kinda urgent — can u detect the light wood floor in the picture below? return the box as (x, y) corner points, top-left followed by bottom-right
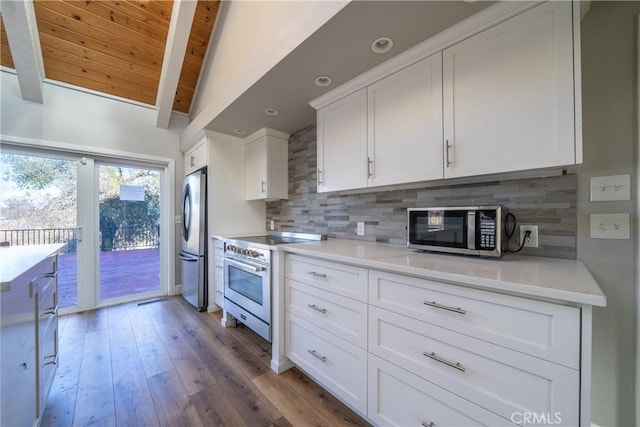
(42, 296), (370, 427)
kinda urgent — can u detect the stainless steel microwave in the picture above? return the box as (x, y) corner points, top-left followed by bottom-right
(407, 206), (502, 257)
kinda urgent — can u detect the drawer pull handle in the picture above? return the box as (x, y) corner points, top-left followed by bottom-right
(422, 422), (434, 427)
(423, 301), (466, 315)
(44, 353), (58, 366)
(308, 349), (327, 363)
(307, 304), (327, 314)
(307, 271), (327, 278)
(423, 351), (465, 372)
(42, 305), (58, 316)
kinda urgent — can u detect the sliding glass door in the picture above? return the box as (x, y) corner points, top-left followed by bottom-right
(0, 151), (80, 309)
(1, 145), (170, 312)
(97, 163), (161, 303)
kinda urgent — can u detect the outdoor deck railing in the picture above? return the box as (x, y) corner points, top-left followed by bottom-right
(0, 226), (159, 253)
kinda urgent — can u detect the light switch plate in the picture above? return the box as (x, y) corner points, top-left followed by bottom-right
(175, 215), (181, 224)
(590, 213), (630, 239)
(357, 222), (365, 236)
(590, 175), (631, 201)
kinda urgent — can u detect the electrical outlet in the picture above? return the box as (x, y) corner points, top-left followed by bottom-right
(357, 222), (365, 236)
(269, 220), (275, 231)
(520, 225), (538, 248)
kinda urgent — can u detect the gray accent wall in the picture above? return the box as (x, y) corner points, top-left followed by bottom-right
(267, 125), (577, 259)
(578, 2), (638, 426)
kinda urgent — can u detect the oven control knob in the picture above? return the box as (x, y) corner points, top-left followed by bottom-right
(250, 250), (260, 258)
(241, 249), (248, 255)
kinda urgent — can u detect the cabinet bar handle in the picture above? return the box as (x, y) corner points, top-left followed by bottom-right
(421, 422), (434, 427)
(445, 140), (453, 167)
(423, 301), (466, 315)
(42, 305), (58, 316)
(261, 180), (266, 193)
(423, 351), (465, 372)
(367, 157), (374, 178)
(317, 169), (323, 184)
(308, 349), (327, 363)
(307, 271), (327, 278)
(43, 354), (58, 366)
(307, 304), (327, 314)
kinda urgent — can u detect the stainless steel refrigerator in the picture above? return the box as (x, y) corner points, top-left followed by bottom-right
(179, 168), (207, 311)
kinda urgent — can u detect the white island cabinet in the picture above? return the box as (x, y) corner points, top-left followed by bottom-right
(280, 239), (606, 427)
(1, 244), (65, 427)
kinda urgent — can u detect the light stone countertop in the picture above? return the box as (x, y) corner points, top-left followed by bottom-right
(281, 239), (606, 307)
(0, 244), (67, 291)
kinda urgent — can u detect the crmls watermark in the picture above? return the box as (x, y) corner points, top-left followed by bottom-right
(510, 412), (563, 425)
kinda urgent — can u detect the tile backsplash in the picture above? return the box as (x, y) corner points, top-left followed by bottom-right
(266, 126), (577, 259)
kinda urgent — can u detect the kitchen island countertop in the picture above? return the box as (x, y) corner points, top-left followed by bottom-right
(281, 239), (606, 307)
(0, 244), (67, 291)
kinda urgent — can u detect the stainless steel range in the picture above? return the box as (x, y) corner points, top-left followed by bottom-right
(223, 232), (326, 342)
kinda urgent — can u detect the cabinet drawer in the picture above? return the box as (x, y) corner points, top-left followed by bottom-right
(286, 279), (367, 348)
(368, 354), (514, 427)
(39, 317), (58, 416)
(369, 306), (579, 425)
(286, 255), (367, 302)
(369, 270), (580, 368)
(286, 313), (367, 414)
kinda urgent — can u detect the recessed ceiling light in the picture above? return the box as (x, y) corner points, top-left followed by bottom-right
(233, 129), (246, 134)
(265, 108), (279, 116)
(314, 75), (333, 87)
(371, 36), (393, 54)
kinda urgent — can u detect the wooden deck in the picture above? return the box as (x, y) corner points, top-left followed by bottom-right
(58, 248), (160, 308)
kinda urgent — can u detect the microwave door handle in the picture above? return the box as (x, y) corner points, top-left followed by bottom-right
(226, 258), (265, 273)
(467, 211), (476, 250)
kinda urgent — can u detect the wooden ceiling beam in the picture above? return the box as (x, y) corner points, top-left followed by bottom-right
(156, 0), (197, 128)
(1, 0), (45, 102)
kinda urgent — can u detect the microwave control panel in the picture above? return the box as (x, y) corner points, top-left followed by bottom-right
(478, 211), (497, 250)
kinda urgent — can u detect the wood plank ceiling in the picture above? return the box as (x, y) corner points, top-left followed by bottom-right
(0, 0), (218, 114)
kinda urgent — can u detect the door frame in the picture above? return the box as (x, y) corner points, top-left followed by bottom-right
(0, 135), (176, 313)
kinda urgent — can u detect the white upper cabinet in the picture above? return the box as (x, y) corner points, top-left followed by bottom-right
(316, 88), (368, 193)
(310, 1), (581, 192)
(367, 53), (444, 187)
(245, 127), (289, 201)
(443, 1), (576, 179)
(184, 140), (208, 175)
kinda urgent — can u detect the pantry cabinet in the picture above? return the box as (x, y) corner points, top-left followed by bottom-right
(443, 1), (577, 178)
(311, 0), (581, 192)
(245, 128), (289, 201)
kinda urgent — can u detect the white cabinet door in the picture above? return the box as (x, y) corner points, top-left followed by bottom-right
(317, 88), (368, 192)
(184, 140), (208, 175)
(367, 53), (443, 187)
(368, 354), (514, 427)
(286, 312), (367, 414)
(245, 137), (267, 200)
(245, 128), (289, 200)
(443, 1), (576, 178)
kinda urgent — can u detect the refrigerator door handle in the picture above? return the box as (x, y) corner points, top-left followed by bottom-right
(179, 252), (198, 262)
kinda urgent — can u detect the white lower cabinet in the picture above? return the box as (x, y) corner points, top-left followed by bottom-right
(368, 354), (514, 427)
(369, 305), (579, 425)
(286, 313), (367, 414)
(284, 253), (589, 426)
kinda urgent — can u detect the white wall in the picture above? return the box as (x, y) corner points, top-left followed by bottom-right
(183, 0), (349, 147)
(1, 70), (188, 290)
(578, 2), (638, 426)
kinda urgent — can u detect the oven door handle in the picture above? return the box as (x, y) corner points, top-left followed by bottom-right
(225, 258), (266, 273)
